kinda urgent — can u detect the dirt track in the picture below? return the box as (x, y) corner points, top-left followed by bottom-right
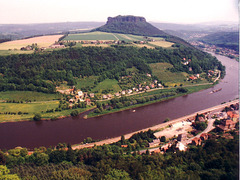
(72, 99), (239, 150)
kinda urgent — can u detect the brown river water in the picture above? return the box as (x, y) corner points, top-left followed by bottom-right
(0, 53), (238, 150)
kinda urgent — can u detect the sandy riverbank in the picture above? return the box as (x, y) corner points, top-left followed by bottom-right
(72, 99), (239, 150)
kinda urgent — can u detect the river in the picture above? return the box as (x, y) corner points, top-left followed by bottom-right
(0, 53), (238, 150)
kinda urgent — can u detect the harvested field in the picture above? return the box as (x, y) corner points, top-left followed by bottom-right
(0, 35), (63, 50)
(149, 41), (174, 48)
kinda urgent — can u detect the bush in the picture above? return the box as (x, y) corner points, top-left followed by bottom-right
(33, 113), (41, 121)
(160, 136), (166, 142)
(70, 110), (79, 117)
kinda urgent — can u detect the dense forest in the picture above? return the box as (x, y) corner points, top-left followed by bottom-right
(0, 46), (224, 93)
(0, 130), (238, 179)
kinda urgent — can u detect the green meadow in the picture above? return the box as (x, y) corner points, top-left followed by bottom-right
(0, 91), (62, 102)
(91, 79), (121, 93)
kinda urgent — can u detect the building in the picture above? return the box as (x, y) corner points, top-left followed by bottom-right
(176, 142), (187, 151)
(191, 137), (201, 146)
(217, 120), (236, 132)
(85, 98), (91, 106)
(89, 93), (95, 98)
(149, 139), (160, 148)
(177, 134), (187, 142)
(102, 95), (108, 99)
(200, 133), (208, 141)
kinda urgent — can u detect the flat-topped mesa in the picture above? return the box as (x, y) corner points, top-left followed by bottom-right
(107, 15), (146, 24)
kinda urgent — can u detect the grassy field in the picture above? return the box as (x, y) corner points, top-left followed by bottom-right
(0, 91), (62, 102)
(91, 79), (121, 93)
(0, 101), (59, 122)
(150, 63), (188, 86)
(64, 32), (118, 41)
(0, 50), (34, 56)
(0, 91), (94, 122)
(0, 35), (63, 50)
(134, 43), (155, 49)
(63, 32), (173, 49)
(150, 63), (209, 87)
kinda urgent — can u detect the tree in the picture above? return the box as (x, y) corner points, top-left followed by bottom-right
(34, 153), (49, 166)
(33, 113), (41, 121)
(0, 165), (20, 180)
(0, 152), (6, 165)
(104, 169), (131, 180)
(121, 135), (126, 145)
(70, 110), (79, 117)
(160, 136), (166, 142)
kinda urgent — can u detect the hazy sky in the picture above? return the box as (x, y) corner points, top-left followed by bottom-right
(0, 0), (238, 24)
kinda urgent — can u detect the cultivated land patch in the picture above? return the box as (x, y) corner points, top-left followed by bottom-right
(0, 91), (62, 102)
(63, 31), (173, 48)
(91, 79), (121, 93)
(150, 63), (209, 86)
(149, 41), (174, 48)
(0, 101), (59, 122)
(150, 63), (188, 86)
(0, 35), (63, 50)
(75, 76), (98, 90)
(63, 32), (118, 41)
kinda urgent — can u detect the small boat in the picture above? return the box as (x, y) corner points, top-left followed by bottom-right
(210, 88), (222, 94)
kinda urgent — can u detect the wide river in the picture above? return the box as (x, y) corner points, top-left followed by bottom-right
(0, 53), (238, 150)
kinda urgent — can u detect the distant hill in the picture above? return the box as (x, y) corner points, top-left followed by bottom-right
(0, 22), (104, 40)
(198, 32), (239, 52)
(94, 15), (168, 37)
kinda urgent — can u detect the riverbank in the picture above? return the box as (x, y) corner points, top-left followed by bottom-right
(72, 99), (239, 150)
(0, 83), (213, 123)
(87, 83), (213, 118)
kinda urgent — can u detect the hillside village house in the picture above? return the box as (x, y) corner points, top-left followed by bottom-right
(149, 139), (160, 148)
(217, 119), (236, 132)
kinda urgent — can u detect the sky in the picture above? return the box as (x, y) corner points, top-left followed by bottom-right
(0, 0), (238, 24)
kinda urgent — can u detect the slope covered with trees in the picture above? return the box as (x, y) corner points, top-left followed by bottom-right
(0, 46), (224, 93)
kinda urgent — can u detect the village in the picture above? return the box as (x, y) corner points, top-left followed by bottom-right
(56, 75), (165, 107)
(190, 41), (239, 60)
(56, 67), (219, 107)
(138, 101), (239, 154)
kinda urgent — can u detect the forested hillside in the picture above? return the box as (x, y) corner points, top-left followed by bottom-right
(0, 46), (224, 93)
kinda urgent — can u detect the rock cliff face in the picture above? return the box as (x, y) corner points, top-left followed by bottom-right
(94, 15), (168, 37)
(107, 15), (146, 24)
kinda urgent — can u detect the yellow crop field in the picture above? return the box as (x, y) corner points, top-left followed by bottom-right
(0, 35), (63, 50)
(149, 41), (174, 48)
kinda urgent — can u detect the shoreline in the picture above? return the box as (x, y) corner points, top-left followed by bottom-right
(0, 84), (213, 123)
(72, 99), (239, 150)
(87, 84), (214, 119)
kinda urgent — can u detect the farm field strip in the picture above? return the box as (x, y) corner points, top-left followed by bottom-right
(149, 41), (174, 48)
(0, 35), (63, 50)
(63, 31), (118, 41)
